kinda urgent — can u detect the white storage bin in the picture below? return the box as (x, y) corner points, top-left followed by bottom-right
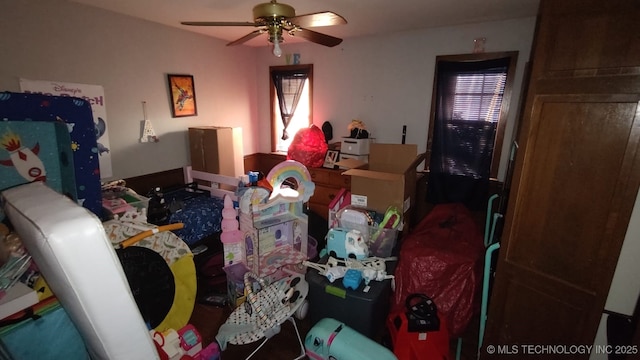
(338, 153), (368, 169)
(341, 138), (373, 155)
(329, 206), (399, 258)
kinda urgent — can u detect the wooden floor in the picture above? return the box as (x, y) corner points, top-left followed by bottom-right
(189, 302), (314, 359)
(189, 301), (481, 360)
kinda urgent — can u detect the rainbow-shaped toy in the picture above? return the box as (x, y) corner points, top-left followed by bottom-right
(266, 160), (315, 203)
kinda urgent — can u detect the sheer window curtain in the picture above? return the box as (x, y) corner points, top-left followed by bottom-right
(427, 58), (508, 210)
(271, 69), (310, 140)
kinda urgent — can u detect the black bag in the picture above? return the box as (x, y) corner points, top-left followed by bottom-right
(196, 251), (227, 292)
(147, 187), (170, 225)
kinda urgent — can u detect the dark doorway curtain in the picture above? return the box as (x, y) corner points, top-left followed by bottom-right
(427, 58), (509, 210)
(271, 68), (310, 140)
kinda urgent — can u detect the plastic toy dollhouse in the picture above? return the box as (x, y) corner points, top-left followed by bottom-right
(220, 194), (245, 266)
(238, 160), (315, 280)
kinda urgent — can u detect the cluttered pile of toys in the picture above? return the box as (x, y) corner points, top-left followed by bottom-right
(327, 190), (403, 256)
(152, 324), (220, 360)
(304, 255), (395, 291)
(305, 190), (403, 290)
(300, 193), (403, 360)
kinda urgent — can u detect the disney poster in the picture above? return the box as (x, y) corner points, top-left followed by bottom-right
(19, 78), (113, 178)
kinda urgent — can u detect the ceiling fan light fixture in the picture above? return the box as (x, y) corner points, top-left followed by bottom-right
(182, 0), (345, 49)
(253, 0), (295, 21)
(268, 26), (284, 57)
(272, 38), (283, 57)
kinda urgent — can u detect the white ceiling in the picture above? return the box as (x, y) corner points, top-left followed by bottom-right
(69, 0), (540, 47)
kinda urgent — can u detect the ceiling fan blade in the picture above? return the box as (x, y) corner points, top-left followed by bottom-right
(181, 21), (259, 27)
(227, 29), (265, 46)
(291, 28), (343, 47)
(290, 11), (347, 28)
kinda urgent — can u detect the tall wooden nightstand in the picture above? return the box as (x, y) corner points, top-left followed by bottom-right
(307, 167), (350, 220)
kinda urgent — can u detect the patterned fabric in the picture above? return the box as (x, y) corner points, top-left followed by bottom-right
(0, 92), (102, 217)
(0, 121), (77, 201)
(168, 195), (225, 246)
(223, 273), (309, 346)
(103, 220), (196, 332)
(104, 220), (191, 265)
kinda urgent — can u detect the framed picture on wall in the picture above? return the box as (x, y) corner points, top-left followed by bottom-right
(323, 150), (340, 169)
(168, 74), (197, 117)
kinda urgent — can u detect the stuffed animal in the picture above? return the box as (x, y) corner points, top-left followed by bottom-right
(348, 119), (369, 139)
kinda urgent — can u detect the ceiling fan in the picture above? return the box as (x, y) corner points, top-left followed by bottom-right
(181, 0), (347, 57)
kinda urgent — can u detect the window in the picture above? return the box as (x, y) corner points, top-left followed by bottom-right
(270, 65), (313, 153)
(427, 52), (517, 179)
(451, 71), (506, 123)
(426, 52), (518, 209)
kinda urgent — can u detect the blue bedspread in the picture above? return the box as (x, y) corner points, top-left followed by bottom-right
(168, 195), (224, 246)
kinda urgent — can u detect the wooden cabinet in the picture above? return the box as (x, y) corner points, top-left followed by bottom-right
(189, 127), (244, 177)
(307, 167), (351, 220)
(484, 0), (640, 354)
(244, 153), (287, 177)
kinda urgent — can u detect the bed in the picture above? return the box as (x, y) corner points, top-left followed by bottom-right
(162, 166), (240, 247)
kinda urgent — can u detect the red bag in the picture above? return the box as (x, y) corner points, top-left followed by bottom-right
(392, 203), (485, 337)
(287, 125), (328, 168)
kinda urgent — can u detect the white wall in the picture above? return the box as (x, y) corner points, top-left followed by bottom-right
(255, 17), (537, 180)
(0, 1), (535, 182)
(0, 0), (259, 180)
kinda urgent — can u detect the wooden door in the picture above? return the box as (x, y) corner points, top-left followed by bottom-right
(484, 0), (640, 356)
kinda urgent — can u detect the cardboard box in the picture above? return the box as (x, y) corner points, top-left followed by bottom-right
(188, 127), (244, 178)
(223, 262), (249, 307)
(339, 144), (425, 229)
(340, 137), (373, 155)
(327, 188), (351, 228)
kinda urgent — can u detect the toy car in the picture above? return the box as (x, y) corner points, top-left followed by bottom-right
(326, 228), (369, 260)
(305, 318), (396, 360)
